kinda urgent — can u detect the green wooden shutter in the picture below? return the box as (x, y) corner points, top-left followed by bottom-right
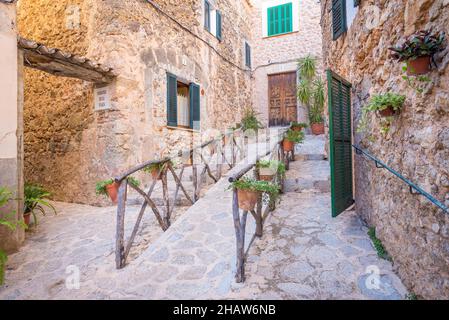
(268, 3), (292, 36)
(216, 11), (222, 40)
(327, 70), (353, 217)
(245, 42), (251, 68)
(167, 73), (177, 127)
(332, 0), (347, 40)
(204, 1), (211, 31)
(189, 83), (200, 130)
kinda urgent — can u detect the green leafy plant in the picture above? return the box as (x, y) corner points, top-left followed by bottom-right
(291, 122), (308, 129)
(284, 129), (305, 143)
(406, 292), (418, 300)
(357, 93), (406, 134)
(1, 187), (26, 285)
(240, 107), (263, 133)
(256, 160), (286, 178)
(230, 178), (280, 205)
(297, 56), (325, 125)
(368, 227), (391, 261)
(401, 66), (432, 94)
(389, 30), (445, 61)
(96, 178), (140, 197)
(24, 184), (56, 226)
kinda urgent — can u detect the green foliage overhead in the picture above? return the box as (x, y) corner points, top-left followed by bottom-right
(240, 107), (263, 132)
(389, 30), (445, 61)
(284, 129), (305, 143)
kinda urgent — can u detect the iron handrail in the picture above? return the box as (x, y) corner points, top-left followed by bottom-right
(353, 145), (449, 215)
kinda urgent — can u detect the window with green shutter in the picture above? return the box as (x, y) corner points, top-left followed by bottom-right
(189, 83), (200, 130)
(267, 2), (293, 37)
(204, 1), (211, 31)
(216, 11), (222, 41)
(167, 73), (200, 130)
(332, 0), (347, 40)
(245, 42), (251, 68)
(167, 73), (178, 127)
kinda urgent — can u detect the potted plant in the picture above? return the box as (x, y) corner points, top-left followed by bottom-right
(297, 55), (325, 135)
(240, 107), (263, 139)
(283, 129), (305, 152)
(366, 93), (406, 117)
(23, 184), (57, 227)
(96, 177), (140, 203)
(256, 160), (286, 181)
(389, 30), (445, 75)
(291, 122), (308, 132)
(144, 162), (170, 180)
(230, 178), (280, 211)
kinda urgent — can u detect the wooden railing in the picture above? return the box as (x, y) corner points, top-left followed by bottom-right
(113, 128), (249, 269)
(228, 127), (293, 283)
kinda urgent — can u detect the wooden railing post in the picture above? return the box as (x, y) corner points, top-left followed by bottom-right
(115, 179), (128, 269)
(232, 189), (247, 283)
(254, 166), (263, 238)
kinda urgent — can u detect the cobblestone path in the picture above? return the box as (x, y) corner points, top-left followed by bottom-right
(0, 134), (408, 299)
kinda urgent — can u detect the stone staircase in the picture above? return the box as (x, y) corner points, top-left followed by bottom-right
(284, 135), (330, 193)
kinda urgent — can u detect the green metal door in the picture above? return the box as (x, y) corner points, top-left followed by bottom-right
(327, 70), (354, 217)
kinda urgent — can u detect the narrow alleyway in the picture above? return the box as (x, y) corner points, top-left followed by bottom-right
(0, 135), (407, 300)
(228, 136), (408, 299)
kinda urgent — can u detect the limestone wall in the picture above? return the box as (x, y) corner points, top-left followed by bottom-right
(251, 0), (323, 125)
(320, 0), (449, 299)
(18, 0), (254, 205)
(0, 2), (24, 251)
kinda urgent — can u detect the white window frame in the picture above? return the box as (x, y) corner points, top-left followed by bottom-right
(262, 0), (299, 38)
(204, 0), (219, 38)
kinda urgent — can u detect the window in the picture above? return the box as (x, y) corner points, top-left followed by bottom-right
(332, 0), (359, 40)
(167, 73), (200, 130)
(204, 1), (222, 41)
(245, 42), (251, 68)
(267, 2), (293, 37)
(204, 1), (211, 32)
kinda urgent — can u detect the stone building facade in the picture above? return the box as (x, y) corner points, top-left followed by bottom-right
(320, 0), (449, 299)
(17, 0), (254, 205)
(251, 0), (322, 126)
(0, 0), (25, 252)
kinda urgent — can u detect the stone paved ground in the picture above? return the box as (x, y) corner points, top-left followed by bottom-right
(0, 134), (408, 300)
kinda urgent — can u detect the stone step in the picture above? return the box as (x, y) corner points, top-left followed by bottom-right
(294, 153), (326, 161)
(284, 159), (331, 193)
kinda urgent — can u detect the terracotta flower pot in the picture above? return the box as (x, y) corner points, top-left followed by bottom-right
(292, 126), (303, 132)
(378, 106), (397, 117)
(150, 168), (163, 180)
(283, 139), (294, 152)
(237, 189), (259, 211)
(23, 213), (31, 227)
(106, 182), (119, 204)
(407, 56), (431, 75)
(311, 123), (325, 135)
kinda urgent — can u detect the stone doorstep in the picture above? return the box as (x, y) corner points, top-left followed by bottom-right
(284, 178), (331, 193)
(295, 154), (326, 161)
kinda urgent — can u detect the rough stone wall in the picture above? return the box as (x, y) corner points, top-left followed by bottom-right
(321, 0), (449, 299)
(17, 0), (103, 204)
(18, 0), (254, 205)
(251, 0), (323, 125)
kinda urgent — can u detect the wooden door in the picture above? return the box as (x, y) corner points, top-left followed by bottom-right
(327, 70), (354, 217)
(268, 72), (298, 126)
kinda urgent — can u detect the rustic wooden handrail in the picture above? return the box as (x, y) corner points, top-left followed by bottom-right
(229, 126), (293, 283)
(114, 127), (249, 269)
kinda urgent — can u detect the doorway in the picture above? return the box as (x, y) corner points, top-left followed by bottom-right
(268, 71), (298, 126)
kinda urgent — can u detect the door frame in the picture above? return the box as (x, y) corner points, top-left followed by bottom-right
(267, 70), (298, 127)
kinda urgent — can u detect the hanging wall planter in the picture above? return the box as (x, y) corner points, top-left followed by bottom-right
(389, 30), (445, 75)
(96, 177), (140, 203)
(230, 178), (280, 211)
(282, 129), (305, 152)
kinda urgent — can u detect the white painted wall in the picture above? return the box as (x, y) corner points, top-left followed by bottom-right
(0, 3), (18, 159)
